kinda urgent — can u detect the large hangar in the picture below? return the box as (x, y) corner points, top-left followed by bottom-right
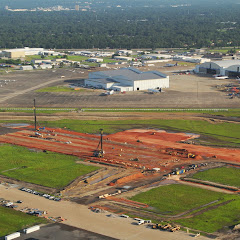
(195, 60), (240, 77)
(85, 67), (169, 92)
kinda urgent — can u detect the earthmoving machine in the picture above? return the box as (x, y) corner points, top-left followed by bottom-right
(165, 148), (196, 159)
(161, 223), (172, 230)
(93, 129), (105, 157)
(169, 225), (181, 232)
(188, 153), (196, 158)
(152, 223), (162, 229)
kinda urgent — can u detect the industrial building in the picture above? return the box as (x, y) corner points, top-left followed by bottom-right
(173, 56), (210, 64)
(194, 60), (240, 77)
(1, 47), (44, 59)
(20, 65), (33, 71)
(117, 50), (133, 56)
(85, 67), (169, 92)
(87, 58), (103, 63)
(0, 47), (62, 59)
(141, 54), (172, 60)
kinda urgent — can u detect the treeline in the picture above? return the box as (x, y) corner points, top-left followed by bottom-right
(1, 4), (240, 49)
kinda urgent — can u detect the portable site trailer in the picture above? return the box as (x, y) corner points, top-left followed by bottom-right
(5, 232), (20, 240)
(23, 225), (40, 234)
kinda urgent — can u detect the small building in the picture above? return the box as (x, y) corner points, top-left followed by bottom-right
(99, 63), (107, 67)
(113, 56), (132, 61)
(39, 64), (52, 69)
(31, 59), (44, 64)
(85, 67), (169, 92)
(117, 50), (133, 56)
(141, 54), (172, 60)
(20, 65), (33, 71)
(194, 60), (240, 77)
(87, 58), (103, 63)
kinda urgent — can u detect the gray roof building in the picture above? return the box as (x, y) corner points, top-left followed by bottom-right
(85, 67), (169, 92)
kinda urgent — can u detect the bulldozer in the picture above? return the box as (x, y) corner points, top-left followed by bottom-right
(152, 223), (162, 229)
(161, 223), (172, 230)
(169, 225), (181, 232)
(93, 129), (105, 158)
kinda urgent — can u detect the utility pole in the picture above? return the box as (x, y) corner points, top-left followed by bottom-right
(33, 99), (37, 131)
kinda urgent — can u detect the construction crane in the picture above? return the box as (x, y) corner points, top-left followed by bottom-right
(93, 129), (105, 157)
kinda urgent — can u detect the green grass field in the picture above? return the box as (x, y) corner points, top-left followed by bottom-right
(82, 108), (240, 118)
(130, 184), (226, 215)
(176, 196), (240, 233)
(0, 206), (47, 237)
(38, 119), (240, 147)
(35, 86), (89, 93)
(0, 118), (239, 147)
(25, 55), (61, 62)
(192, 167), (240, 188)
(208, 48), (240, 54)
(0, 144), (99, 189)
(130, 184), (240, 233)
(66, 55), (89, 61)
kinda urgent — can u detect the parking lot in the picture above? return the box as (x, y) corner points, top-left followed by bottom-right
(17, 223), (117, 240)
(0, 65), (239, 108)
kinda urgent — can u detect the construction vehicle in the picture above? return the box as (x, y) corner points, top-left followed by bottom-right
(93, 129), (105, 157)
(161, 223), (172, 230)
(188, 153), (196, 158)
(152, 223), (162, 229)
(169, 225), (180, 232)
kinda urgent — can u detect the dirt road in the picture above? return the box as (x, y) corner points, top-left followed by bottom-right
(0, 185), (210, 240)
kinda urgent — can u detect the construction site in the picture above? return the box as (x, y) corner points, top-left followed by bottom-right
(0, 124), (239, 194)
(0, 114), (240, 240)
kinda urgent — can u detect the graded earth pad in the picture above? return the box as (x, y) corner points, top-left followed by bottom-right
(0, 127), (239, 172)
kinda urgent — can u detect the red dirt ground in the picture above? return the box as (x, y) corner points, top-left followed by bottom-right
(0, 127), (239, 171)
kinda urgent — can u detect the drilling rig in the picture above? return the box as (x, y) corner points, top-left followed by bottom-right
(93, 129), (105, 157)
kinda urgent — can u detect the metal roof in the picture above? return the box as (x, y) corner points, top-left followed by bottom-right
(95, 67), (167, 81)
(213, 60), (240, 68)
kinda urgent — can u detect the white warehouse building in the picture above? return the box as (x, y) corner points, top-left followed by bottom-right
(85, 67), (169, 92)
(195, 60), (240, 77)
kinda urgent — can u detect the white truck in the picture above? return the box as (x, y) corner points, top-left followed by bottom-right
(137, 220), (152, 225)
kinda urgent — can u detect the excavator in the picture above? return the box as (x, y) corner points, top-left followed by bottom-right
(188, 153), (196, 158)
(93, 129), (105, 157)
